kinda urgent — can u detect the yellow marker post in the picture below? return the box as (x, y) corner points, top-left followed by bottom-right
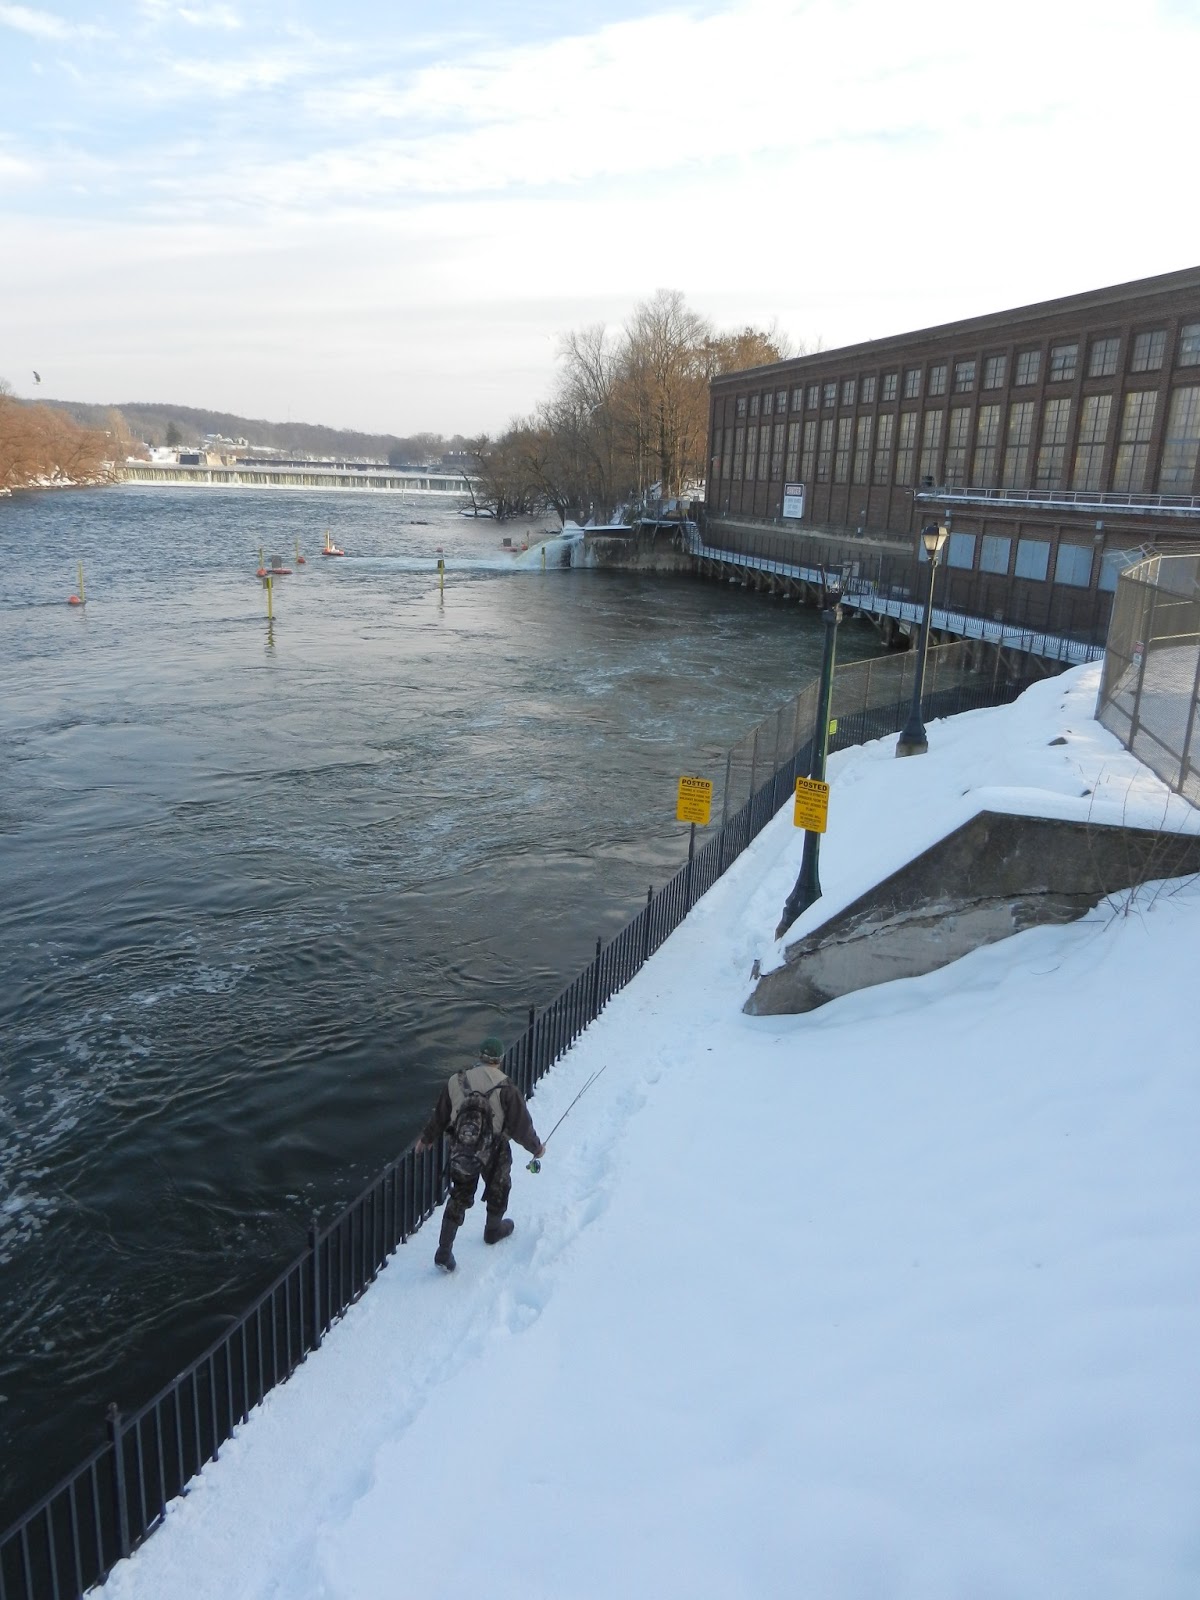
(541, 546), (546, 570)
(793, 777), (830, 833)
(265, 573), (273, 620)
(437, 556), (445, 595)
(676, 775), (713, 910)
(78, 562), (85, 604)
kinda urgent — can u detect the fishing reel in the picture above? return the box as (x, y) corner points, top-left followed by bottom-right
(526, 1158), (542, 1174)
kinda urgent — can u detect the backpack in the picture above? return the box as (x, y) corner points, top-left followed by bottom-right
(447, 1070), (503, 1186)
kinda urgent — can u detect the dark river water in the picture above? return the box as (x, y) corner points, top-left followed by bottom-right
(0, 485), (884, 1523)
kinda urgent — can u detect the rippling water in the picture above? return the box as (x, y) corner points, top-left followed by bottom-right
(0, 485), (884, 1521)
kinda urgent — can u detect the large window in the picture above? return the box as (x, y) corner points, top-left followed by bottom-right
(842, 378), (857, 407)
(980, 534), (1011, 574)
(1048, 343), (1078, 383)
(758, 422), (773, 481)
(785, 421), (801, 479)
(860, 375), (877, 404)
(928, 363), (947, 397)
(1089, 337), (1119, 378)
(954, 360), (976, 393)
(744, 424), (757, 481)
(903, 368), (921, 399)
(736, 396), (748, 418)
(1179, 324), (1200, 367)
(983, 354), (1007, 389)
(873, 412), (894, 484)
(1003, 400), (1034, 485)
(1072, 393), (1112, 492)
(895, 412), (917, 484)
(750, 394), (761, 417)
(881, 372), (898, 403)
(1035, 397), (1072, 488)
(791, 388), (804, 412)
(1131, 330), (1166, 373)
(816, 418), (834, 482)
(1159, 386), (1200, 493)
(1015, 349), (1041, 386)
(852, 415), (872, 484)
(732, 426), (745, 479)
(712, 428), (723, 482)
(806, 384), (819, 409)
(919, 409), (944, 482)
(943, 406), (972, 487)
(822, 381), (837, 408)
(1014, 538), (1050, 581)
(769, 421), (785, 481)
(801, 419), (818, 482)
(834, 416), (853, 483)
(947, 532), (976, 569)
(973, 404), (1001, 487)
(722, 427), (734, 480)
(1112, 390), (1157, 491)
(761, 392), (773, 417)
(776, 389), (789, 414)
(1054, 543), (1093, 587)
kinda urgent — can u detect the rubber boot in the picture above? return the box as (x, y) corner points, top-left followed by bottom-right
(484, 1215), (515, 1245)
(435, 1211), (458, 1272)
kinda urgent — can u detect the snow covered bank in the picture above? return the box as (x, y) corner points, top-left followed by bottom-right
(98, 665), (1200, 1600)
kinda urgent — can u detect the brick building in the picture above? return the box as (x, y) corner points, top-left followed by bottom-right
(706, 267), (1200, 635)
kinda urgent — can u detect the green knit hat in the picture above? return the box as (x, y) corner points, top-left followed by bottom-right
(479, 1036), (505, 1063)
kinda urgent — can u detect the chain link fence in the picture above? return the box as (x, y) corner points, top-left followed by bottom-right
(1097, 552), (1200, 806)
(719, 637), (1054, 821)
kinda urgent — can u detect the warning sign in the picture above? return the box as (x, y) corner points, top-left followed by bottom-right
(793, 776), (830, 832)
(676, 775), (713, 825)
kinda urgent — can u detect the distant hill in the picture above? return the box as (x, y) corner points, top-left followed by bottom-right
(44, 400), (465, 466)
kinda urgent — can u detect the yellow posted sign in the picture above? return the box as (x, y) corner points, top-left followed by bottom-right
(793, 776), (830, 832)
(676, 775), (713, 825)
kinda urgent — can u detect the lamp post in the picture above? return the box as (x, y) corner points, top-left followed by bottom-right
(896, 523), (949, 757)
(777, 566), (845, 936)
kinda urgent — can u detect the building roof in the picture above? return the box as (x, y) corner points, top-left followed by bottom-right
(711, 264), (1200, 387)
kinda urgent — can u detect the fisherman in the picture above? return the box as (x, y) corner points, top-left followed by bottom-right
(415, 1037), (546, 1273)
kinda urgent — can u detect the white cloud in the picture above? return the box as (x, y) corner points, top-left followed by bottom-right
(176, 4), (242, 28)
(0, 1), (97, 39)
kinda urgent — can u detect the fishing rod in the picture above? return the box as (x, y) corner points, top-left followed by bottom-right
(527, 1063), (609, 1172)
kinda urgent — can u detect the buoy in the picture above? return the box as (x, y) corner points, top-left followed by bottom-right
(296, 538), (305, 566)
(67, 594), (83, 606)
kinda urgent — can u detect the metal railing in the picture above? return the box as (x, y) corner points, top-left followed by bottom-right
(921, 485), (1200, 518)
(1097, 552), (1200, 805)
(0, 637), (1061, 1600)
(699, 517), (1109, 661)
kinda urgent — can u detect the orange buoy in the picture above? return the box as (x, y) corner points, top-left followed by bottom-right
(67, 595), (83, 606)
(297, 555), (306, 565)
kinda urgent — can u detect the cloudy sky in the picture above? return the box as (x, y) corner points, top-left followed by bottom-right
(1, 0), (1196, 436)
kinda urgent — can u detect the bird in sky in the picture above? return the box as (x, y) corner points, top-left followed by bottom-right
(32, 371), (41, 384)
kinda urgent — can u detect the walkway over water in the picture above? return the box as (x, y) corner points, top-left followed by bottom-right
(690, 525), (1105, 666)
(121, 463), (473, 494)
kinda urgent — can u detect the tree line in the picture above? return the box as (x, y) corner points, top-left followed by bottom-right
(465, 290), (795, 523)
(0, 381), (138, 491)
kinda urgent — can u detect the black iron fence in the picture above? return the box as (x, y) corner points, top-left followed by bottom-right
(702, 513), (1115, 651)
(0, 638), (1061, 1600)
(1098, 551), (1200, 805)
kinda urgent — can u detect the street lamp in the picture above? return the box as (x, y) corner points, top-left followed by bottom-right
(895, 523), (949, 757)
(777, 565), (846, 936)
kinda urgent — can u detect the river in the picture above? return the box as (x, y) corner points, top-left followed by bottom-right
(0, 485), (885, 1523)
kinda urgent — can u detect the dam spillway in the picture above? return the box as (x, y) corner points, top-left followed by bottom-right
(120, 462), (475, 494)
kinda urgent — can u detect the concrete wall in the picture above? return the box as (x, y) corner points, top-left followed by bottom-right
(745, 811), (1200, 1016)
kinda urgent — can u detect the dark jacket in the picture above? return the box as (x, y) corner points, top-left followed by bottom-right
(419, 1064), (542, 1157)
